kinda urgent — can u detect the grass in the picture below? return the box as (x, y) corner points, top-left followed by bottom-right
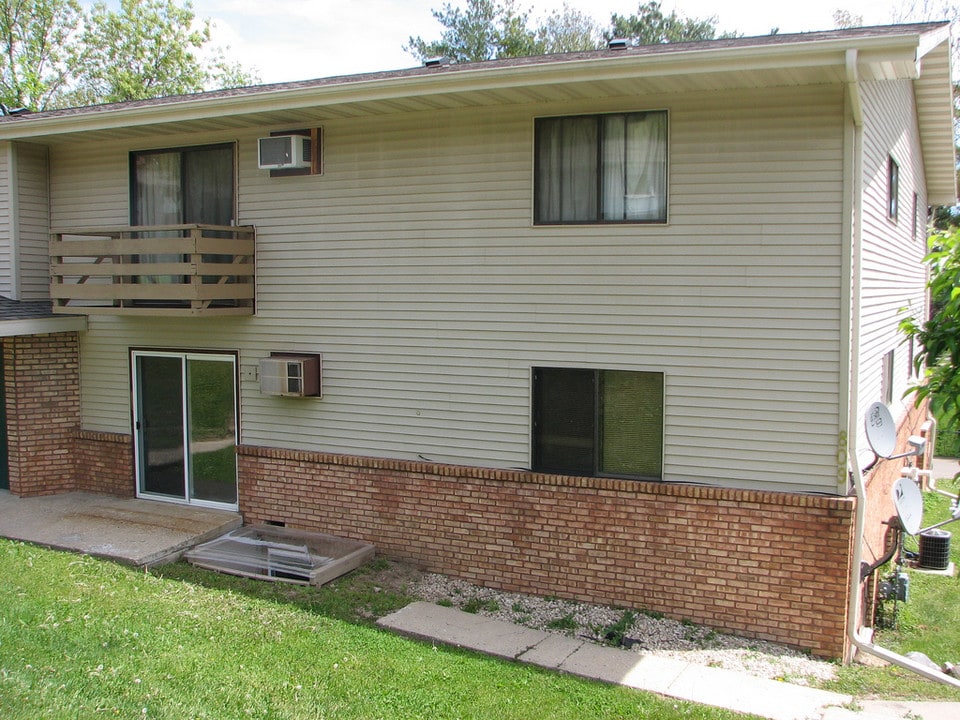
(0, 540), (746, 720)
(818, 475), (960, 701)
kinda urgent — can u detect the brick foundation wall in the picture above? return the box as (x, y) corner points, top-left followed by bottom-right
(76, 430), (134, 497)
(3, 333), (81, 496)
(239, 445), (855, 658)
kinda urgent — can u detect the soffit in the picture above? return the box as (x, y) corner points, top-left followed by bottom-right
(0, 23), (951, 202)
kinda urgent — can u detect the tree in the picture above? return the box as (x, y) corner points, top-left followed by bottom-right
(406, 1), (731, 64)
(0, 0), (258, 112)
(832, 10), (863, 29)
(406, 0), (539, 63)
(605, 1), (729, 45)
(535, 5), (602, 54)
(66, 0), (258, 107)
(0, 0), (81, 111)
(900, 227), (960, 426)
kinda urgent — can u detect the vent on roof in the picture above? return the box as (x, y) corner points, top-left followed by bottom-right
(608, 38), (629, 50)
(424, 56), (451, 68)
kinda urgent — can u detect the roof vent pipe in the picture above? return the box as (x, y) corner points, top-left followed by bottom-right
(608, 38), (629, 50)
(423, 56), (451, 68)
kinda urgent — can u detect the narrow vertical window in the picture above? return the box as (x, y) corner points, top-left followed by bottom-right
(887, 156), (899, 221)
(881, 349), (895, 405)
(912, 193), (919, 240)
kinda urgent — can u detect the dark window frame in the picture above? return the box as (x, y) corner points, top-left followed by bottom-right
(533, 110), (668, 226)
(531, 366), (664, 481)
(887, 156), (899, 222)
(129, 142), (237, 227)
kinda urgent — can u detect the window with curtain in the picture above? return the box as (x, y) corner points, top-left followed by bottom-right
(532, 367), (664, 480)
(534, 111), (667, 224)
(131, 143), (235, 288)
(132, 143), (234, 227)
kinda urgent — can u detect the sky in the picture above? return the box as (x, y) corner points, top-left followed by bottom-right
(182, 1), (928, 84)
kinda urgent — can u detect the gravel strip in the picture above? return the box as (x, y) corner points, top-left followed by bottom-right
(410, 572), (837, 685)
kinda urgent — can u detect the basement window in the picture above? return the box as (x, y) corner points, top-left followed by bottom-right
(532, 367), (663, 480)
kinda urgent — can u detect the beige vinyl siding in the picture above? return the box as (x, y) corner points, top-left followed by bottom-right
(14, 142), (50, 300)
(857, 79), (929, 462)
(0, 142), (11, 296)
(59, 83), (845, 494)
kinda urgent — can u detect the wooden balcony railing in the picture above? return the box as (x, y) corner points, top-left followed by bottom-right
(50, 224), (256, 316)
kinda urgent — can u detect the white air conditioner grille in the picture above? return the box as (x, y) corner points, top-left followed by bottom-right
(258, 135), (312, 170)
(259, 355), (321, 397)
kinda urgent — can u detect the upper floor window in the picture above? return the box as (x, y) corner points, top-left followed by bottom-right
(131, 143), (235, 227)
(534, 111), (668, 225)
(887, 156), (899, 222)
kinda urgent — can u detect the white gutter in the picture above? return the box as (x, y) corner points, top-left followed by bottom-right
(842, 48), (960, 689)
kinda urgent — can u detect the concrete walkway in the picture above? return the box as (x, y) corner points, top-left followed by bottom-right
(378, 602), (960, 720)
(0, 490), (241, 566)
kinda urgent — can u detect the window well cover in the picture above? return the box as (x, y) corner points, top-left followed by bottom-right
(184, 525), (374, 586)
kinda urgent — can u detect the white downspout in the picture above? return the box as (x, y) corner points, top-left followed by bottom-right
(842, 48), (960, 689)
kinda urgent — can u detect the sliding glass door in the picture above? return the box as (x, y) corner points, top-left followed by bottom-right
(133, 351), (238, 508)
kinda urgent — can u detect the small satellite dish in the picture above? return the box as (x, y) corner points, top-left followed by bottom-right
(865, 402), (897, 458)
(892, 477), (924, 535)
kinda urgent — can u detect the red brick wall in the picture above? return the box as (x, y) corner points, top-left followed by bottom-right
(239, 445), (855, 658)
(858, 399), (930, 627)
(76, 430), (134, 497)
(3, 333), (81, 496)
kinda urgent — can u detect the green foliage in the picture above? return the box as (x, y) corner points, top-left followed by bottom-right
(546, 613), (578, 630)
(606, 1), (732, 45)
(407, 0), (556, 62)
(0, 0), (81, 110)
(0, 0), (257, 111)
(600, 610), (636, 647)
(900, 227), (960, 426)
(405, 0), (733, 63)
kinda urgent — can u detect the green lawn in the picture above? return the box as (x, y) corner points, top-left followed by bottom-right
(819, 475), (960, 701)
(0, 540), (747, 720)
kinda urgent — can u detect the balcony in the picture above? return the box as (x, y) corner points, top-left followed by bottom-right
(50, 224), (256, 316)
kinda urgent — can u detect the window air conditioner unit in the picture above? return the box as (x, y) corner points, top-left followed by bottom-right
(259, 355), (321, 397)
(258, 134), (312, 170)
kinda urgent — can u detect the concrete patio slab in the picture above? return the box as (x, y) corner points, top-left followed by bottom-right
(0, 490), (241, 567)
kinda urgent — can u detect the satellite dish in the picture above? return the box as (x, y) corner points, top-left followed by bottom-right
(892, 477), (924, 535)
(865, 402), (897, 458)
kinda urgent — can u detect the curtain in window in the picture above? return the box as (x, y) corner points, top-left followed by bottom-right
(134, 152), (182, 227)
(132, 145), (235, 288)
(134, 152), (183, 284)
(536, 112), (667, 224)
(183, 147), (234, 227)
(536, 117), (598, 222)
(602, 112), (667, 222)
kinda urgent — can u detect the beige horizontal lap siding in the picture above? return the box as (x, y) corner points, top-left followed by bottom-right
(14, 142), (50, 300)
(0, 142), (11, 296)
(63, 83), (845, 494)
(857, 79), (928, 446)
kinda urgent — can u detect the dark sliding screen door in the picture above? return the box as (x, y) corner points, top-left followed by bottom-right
(133, 351), (237, 508)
